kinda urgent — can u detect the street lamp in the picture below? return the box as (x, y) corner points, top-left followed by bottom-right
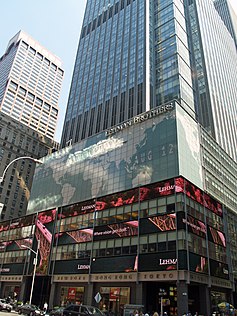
(22, 240), (40, 305)
(0, 156), (43, 183)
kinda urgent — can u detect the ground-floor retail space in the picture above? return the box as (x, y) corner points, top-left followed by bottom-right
(48, 271), (234, 316)
(0, 271), (234, 316)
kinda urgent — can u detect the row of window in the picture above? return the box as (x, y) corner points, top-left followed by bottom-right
(81, 0), (136, 39)
(21, 40), (64, 76)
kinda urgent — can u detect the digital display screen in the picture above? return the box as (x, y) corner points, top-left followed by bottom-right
(55, 228), (93, 245)
(0, 220), (11, 232)
(52, 258), (90, 274)
(96, 189), (139, 211)
(60, 199), (96, 218)
(210, 259), (229, 279)
(207, 226), (226, 247)
(94, 221), (138, 240)
(189, 252), (208, 274)
(91, 255), (137, 273)
(140, 179), (176, 201)
(177, 212), (206, 238)
(139, 251), (177, 271)
(35, 208), (56, 275)
(175, 178), (223, 217)
(0, 238), (33, 252)
(9, 215), (36, 230)
(140, 214), (176, 234)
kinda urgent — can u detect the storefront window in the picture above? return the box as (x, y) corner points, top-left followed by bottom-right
(59, 287), (84, 306)
(99, 287), (130, 315)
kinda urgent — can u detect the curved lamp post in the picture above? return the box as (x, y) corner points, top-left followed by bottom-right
(0, 156), (42, 183)
(21, 241), (40, 305)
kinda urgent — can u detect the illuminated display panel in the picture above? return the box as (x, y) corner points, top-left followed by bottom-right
(35, 209), (56, 275)
(55, 228), (93, 245)
(210, 259), (229, 279)
(140, 179), (176, 201)
(0, 215), (35, 253)
(9, 215), (36, 230)
(207, 226), (226, 247)
(96, 188), (139, 211)
(139, 251), (177, 271)
(0, 220), (11, 233)
(93, 221), (138, 241)
(60, 199), (96, 218)
(175, 178), (223, 217)
(91, 255), (138, 273)
(52, 258), (90, 274)
(203, 193), (222, 217)
(177, 212), (206, 238)
(189, 252), (208, 274)
(140, 214), (176, 234)
(0, 238), (33, 253)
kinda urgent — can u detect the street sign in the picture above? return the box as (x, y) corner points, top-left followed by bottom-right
(94, 292), (102, 303)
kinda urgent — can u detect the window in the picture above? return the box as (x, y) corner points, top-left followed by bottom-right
(22, 41), (28, 50)
(37, 52), (43, 60)
(19, 87), (26, 97)
(27, 92), (35, 102)
(44, 58), (50, 66)
(51, 63), (57, 71)
(9, 81), (18, 91)
(29, 47), (36, 55)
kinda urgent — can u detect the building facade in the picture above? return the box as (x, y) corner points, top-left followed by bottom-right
(0, 112), (58, 220)
(60, 0), (237, 163)
(0, 31), (63, 219)
(0, 30), (64, 140)
(214, 0), (237, 48)
(1, 1), (236, 316)
(1, 101), (236, 316)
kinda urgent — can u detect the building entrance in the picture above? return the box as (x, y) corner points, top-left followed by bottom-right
(145, 282), (177, 316)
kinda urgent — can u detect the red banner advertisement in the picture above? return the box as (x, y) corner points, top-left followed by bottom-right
(68, 288), (76, 300)
(110, 288), (120, 301)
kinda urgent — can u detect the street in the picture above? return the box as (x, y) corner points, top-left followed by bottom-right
(0, 312), (17, 316)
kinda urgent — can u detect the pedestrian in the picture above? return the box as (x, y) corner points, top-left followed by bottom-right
(153, 312), (159, 316)
(43, 302), (48, 314)
(134, 310), (139, 316)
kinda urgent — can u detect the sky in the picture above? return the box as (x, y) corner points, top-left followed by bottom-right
(0, 0), (237, 142)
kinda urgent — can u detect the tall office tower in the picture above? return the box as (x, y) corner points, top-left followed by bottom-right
(187, 0), (237, 161)
(0, 30), (64, 140)
(61, 0), (194, 147)
(0, 31), (63, 219)
(61, 0), (237, 162)
(214, 0), (237, 47)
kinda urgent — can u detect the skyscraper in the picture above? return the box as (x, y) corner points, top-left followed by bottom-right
(0, 31), (63, 219)
(187, 0), (237, 161)
(0, 30), (64, 140)
(61, 0), (237, 162)
(214, 0), (237, 47)
(1, 2), (237, 315)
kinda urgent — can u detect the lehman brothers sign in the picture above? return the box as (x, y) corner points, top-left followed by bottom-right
(105, 102), (174, 136)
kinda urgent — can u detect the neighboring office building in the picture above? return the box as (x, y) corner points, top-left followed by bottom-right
(0, 31), (63, 219)
(0, 112), (58, 220)
(61, 0), (237, 162)
(214, 0), (237, 47)
(0, 30), (64, 140)
(1, 101), (236, 316)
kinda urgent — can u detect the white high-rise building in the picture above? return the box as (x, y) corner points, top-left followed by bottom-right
(0, 30), (64, 140)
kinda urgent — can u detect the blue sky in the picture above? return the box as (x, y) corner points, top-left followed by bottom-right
(0, 0), (237, 142)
